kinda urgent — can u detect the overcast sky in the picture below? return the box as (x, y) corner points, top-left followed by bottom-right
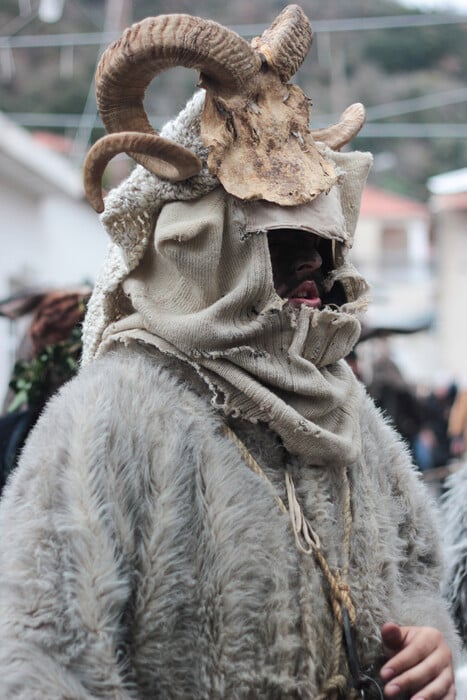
(400, 0), (467, 11)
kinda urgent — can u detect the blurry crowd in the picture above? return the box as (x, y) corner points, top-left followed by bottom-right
(353, 345), (467, 474)
(0, 286), (91, 493)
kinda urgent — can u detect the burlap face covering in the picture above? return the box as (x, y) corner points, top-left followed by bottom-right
(98, 186), (365, 467)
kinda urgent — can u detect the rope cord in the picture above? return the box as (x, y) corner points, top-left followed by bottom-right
(223, 425), (288, 516)
(284, 470), (356, 627)
(223, 424), (358, 699)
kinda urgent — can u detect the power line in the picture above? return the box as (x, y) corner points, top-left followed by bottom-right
(6, 113), (99, 127)
(1, 12), (466, 49)
(7, 113), (467, 138)
(358, 123), (467, 138)
(70, 0), (131, 163)
(0, 30), (118, 48)
(314, 88), (467, 125)
(229, 12), (467, 35)
(0, 0), (40, 38)
(361, 88), (467, 121)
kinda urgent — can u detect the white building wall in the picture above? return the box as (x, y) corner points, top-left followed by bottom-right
(0, 179), (44, 298)
(39, 196), (108, 286)
(407, 219), (431, 267)
(0, 184), (107, 401)
(352, 218), (382, 268)
(436, 209), (467, 382)
(351, 211), (438, 385)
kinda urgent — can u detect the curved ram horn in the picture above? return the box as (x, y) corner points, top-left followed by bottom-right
(250, 5), (312, 83)
(83, 132), (202, 213)
(95, 13), (262, 177)
(310, 103), (366, 151)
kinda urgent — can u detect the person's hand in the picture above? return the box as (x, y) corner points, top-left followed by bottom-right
(379, 622), (455, 699)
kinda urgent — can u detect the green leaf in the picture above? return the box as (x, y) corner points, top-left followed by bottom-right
(7, 389), (29, 413)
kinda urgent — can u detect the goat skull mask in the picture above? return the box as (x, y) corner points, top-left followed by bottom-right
(84, 5), (365, 213)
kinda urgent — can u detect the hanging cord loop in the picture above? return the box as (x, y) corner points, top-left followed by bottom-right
(223, 425), (365, 699)
(284, 470), (357, 628)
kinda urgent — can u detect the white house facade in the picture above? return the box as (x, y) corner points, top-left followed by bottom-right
(0, 113), (107, 398)
(428, 168), (467, 386)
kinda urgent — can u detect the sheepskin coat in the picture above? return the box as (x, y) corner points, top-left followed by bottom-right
(0, 343), (459, 699)
(441, 461), (467, 647)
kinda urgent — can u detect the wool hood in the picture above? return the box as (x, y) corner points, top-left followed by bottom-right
(82, 6), (372, 466)
(82, 96), (372, 467)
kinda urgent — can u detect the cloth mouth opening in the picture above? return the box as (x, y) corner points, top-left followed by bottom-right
(266, 229), (347, 309)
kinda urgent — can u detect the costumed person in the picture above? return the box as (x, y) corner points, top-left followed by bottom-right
(0, 287), (91, 493)
(0, 6), (459, 699)
(441, 462), (467, 694)
(442, 461), (467, 646)
(448, 385), (467, 460)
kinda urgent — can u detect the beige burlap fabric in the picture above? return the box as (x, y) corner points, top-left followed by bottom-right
(82, 91), (373, 466)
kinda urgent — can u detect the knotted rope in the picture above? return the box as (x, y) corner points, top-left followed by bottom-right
(284, 470), (356, 627)
(223, 425), (359, 699)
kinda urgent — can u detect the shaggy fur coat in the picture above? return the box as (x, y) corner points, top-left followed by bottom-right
(441, 462), (467, 648)
(0, 343), (459, 699)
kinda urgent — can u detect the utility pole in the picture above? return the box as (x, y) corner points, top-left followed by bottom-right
(71, 0), (131, 165)
(316, 31), (348, 117)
